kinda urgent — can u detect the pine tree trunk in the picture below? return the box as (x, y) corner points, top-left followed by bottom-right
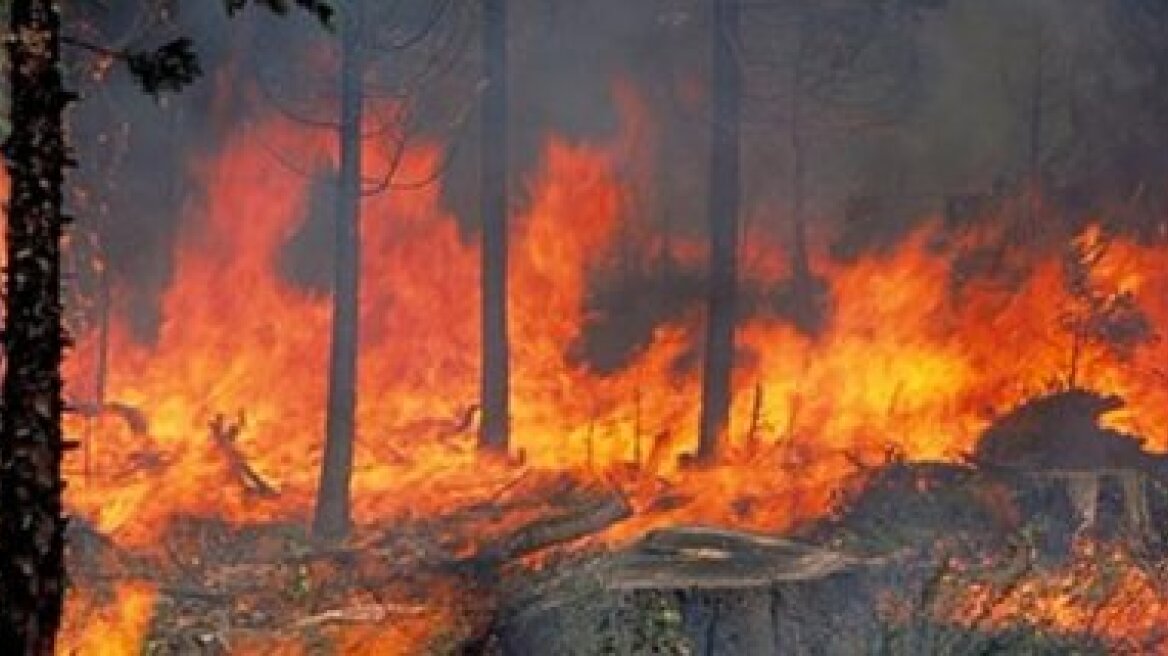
(790, 149), (820, 334)
(314, 0), (363, 541)
(1024, 39), (1045, 236)
(0, 0), (72, 651)
(791, 116), (813, 326)
(789, 36), (819, 336)
(479, 0), (510, 452)
(697, 0), (741, 463)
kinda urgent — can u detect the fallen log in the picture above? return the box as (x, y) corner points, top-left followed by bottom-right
(291, 603), (428, 629)
(71, 399), (150, 435)
(638, 525), (825, 556)
(388, 403), (480, 450)
(246, 481), (628, 573)
(606, 525), (883, 590)
(468, 491), (632, 567)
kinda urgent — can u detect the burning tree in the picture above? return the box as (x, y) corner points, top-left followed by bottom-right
(0, 1), (326, 650)
(741, 0), (925, 335)
(0, 3), (73, 650)
(251, 0), (475, 539)
(311, 0), (366, 543)
(973, 0), (1109, 241)
(1058, 229), (1153, 389)
(696, 0), (742, 464)
(479, 0), (511, 454)
(698, 0), (931, 462)
(1065, 0), (1168, 228)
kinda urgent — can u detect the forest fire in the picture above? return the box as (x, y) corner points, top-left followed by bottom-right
(0, 0), (1159, 654)
(50, 97), (1168, 652)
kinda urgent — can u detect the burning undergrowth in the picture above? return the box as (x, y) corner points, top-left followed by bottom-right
(48, 86), (1168, 653)
(486, 390), (1168, 654)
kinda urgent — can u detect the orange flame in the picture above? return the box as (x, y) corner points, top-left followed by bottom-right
(52, 82), (1168, 650)
(59, 581), (157, 655)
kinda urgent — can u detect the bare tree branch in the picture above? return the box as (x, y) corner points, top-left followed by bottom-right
(364, 0), (455, 53)
(360, 81), (480, 195)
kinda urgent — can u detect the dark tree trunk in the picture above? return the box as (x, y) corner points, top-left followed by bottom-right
(479, 0), (510, 453)
(0, 1), (72, 652)
(790, 104), (813, 326)
(697, 0), (741, 463)
(314, 0), (364, 541)
(789, 127), (821, 335)
(789, 45), (807, 278)
(1024, 39), (1046, 236)
(788, 35), (822, 337)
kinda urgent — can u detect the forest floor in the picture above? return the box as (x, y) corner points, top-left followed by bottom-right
(60, 391), (1168, 654)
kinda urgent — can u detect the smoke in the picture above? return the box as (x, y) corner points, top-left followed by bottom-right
(63, 0), (1168, 346)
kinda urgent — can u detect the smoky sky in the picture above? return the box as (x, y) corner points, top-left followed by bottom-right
(63, 0), (1168, 344)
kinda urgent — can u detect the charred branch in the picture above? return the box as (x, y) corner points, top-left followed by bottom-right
(467, 491), (632, 568)
(208, 413), (278, 498)
(69, 400), (149, 436)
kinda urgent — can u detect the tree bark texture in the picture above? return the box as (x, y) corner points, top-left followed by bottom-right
(697, 0), (742, 463)
(314, 0), (364, 541)
(0, 0), (73, 652)
(479, 0), (511, 452)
